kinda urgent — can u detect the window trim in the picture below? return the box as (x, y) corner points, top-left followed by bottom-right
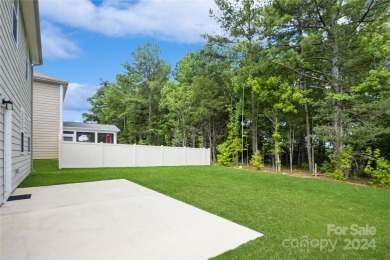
(25, 59), (28, 79)
(12, 0), (19, 45)
(20, 107), (31, 154)
(21, 132), (24, 153)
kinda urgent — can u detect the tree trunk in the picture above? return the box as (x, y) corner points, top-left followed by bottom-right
(148, 89), (153, 143)
(183, 126), (186, 147)
(274, 116), (281, 172)
(331, 39), (344, 174)
(275, 139), (281, 172)
(304, 101), (313, 174)
(251, 90), (258, 154)
(298, 24), (314, 174)
(208, 119), (213, 161)
(289, 124), (295, 173)
(208, 118), (217, 163)
(212, 119), (216, 162)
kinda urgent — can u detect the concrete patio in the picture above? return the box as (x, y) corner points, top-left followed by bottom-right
(1, 179), (262, 259)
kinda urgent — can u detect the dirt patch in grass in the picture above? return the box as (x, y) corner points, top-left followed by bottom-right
(231, 164), (373, 187)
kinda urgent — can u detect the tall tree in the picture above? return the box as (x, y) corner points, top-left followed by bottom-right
(209, 0), (266, 154)
(119, 42), (171, 144)
(259, 0), (390, 177)
(83, 42), (171, 145)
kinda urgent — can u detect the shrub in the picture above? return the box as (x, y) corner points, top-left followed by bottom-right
(320, 160), (345, 180)
(365, 149), (390, 189)
(337, 148), (353, 179)
(326, 170), (345, 181)
(320, 151), (350, 181)
(301, 162), (309, 170)
(250, 150), (264, 169)
(216, 137), (242, 166)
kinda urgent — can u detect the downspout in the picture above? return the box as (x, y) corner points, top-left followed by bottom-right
(60, 85), (63, 134)
(31, 65), (35, 173)
(3, 104), (13, 200)
(59, 84), (63, 169)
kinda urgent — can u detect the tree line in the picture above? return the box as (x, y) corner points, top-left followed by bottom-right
(83, 0), (390, 187)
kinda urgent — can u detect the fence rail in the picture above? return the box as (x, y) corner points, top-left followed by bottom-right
(59, 142), (210, 168)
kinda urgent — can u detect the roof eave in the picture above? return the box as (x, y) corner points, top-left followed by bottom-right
(63, 85), (68, 100)
(20, 0), (42, 65)
(63, 126), (121, 133)
(33, 75), (69, 86)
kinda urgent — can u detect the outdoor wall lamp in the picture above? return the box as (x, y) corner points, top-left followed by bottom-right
(2, 98), (14, 110)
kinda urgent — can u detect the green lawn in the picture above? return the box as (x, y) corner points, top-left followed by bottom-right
(20, 160), (390, 259)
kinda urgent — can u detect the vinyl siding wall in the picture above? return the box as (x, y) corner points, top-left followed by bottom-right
(33, 80), (61, 159)
(0, 0), (34, 204)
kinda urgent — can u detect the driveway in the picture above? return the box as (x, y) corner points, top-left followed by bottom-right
(1, 179), (262, 259)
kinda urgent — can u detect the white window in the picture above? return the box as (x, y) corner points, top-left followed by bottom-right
(76, 132), (95, 143)
(20, 108), (31, 153)
(63, 131), (75, 142)
(12, 0), (18, 45)
(26, 51), (30, 79)
(25, 58), (29, 79)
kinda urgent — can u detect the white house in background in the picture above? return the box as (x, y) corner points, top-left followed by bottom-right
(33, 71), (68, 159)
(63, 122), (120, 144)
(0, 0), (42, 204)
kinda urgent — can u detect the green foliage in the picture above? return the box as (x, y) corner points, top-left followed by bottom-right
(321, 159), (345, 181)
(160, 80), (193, 146)
(365, 149), (390, 189)
(301, 162), (309, 170)
(326, 170), (346, 181)
(216, 137), (242, 166)
(320, 160), (333, 175)
(250, 150), (264, 169)
(321, 149), (353, 181)
(82, 0), (390, 181)
(83, 42), (170, 145)
(337, 148), (354, 178)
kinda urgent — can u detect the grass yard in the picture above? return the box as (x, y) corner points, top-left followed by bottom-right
(20, 160), (390, 259)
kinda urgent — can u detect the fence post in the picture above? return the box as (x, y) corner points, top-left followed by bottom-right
(161, 145), (164, 166)
(203, 147), (205, 165)
(100, 142), (104, 167)
(58, 134), (62, 169)
(183, 146), (186, 165)
(134, 143), (137, 167)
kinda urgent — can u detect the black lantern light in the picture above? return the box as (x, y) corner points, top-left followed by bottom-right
(2, 98), (14, 110)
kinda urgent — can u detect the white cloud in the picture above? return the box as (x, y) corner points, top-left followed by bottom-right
(41, 21), (82, 60)
(63, 110), (85, 122)
(39, 0), (220, 43)
(63, 82), (99, 112)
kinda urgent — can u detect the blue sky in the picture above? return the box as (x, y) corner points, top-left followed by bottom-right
(37, 0), (221, 122)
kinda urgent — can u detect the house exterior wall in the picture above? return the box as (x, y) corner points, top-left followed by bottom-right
(33, 80), (62, 159)
(0, 0), (39, 204)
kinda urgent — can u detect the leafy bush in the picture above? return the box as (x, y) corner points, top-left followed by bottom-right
(321, 160), (345, 180)
(326, 170), (345, 181)
(365, 149), (390, 189)
(250, 150), (264, 169)
(337, 148), (353, 178)
(319, 149), (353, 181)
(320, 160), (333, 174)
(216, 137), (242, 166)
(301, 162), (309, 170)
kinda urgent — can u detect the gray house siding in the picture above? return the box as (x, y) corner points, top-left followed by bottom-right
(33, 74), (68, 159)
(0, 0), (41, 204)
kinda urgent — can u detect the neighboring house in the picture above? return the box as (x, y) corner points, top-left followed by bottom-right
(33, 71), (68, 159)
(0, 0), (42, 204)
(63, 122), (120, 144)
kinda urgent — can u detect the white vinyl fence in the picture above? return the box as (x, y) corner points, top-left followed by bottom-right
(59, 142), (210, 168)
